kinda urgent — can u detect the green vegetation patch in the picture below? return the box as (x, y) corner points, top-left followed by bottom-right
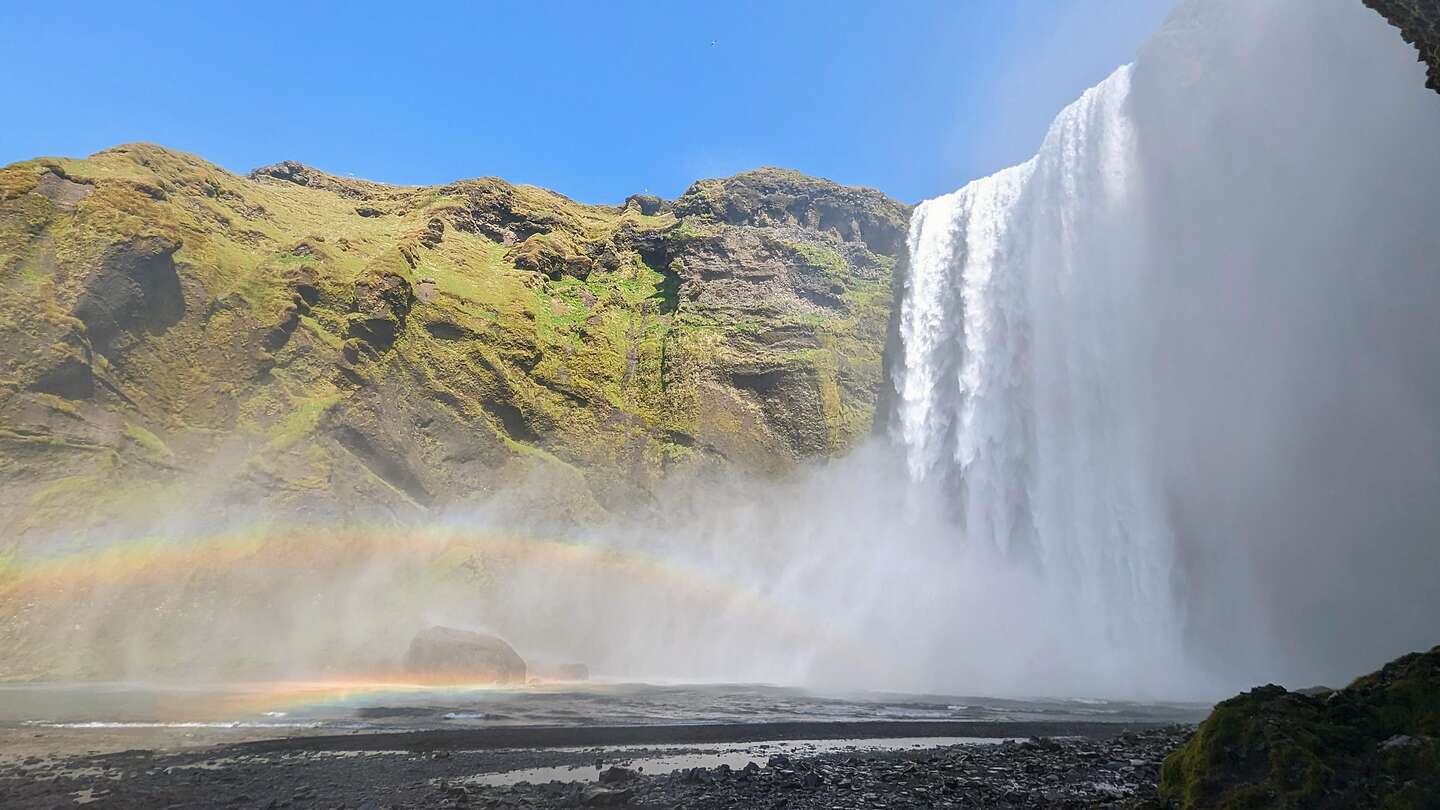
(1158, 645), (1440, 809)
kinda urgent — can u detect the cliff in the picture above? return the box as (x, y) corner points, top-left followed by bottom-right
(1366, 0), (1440, 92)
(0, 145), (908, 537)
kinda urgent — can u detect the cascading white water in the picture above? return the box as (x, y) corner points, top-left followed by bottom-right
(894, 0), (1440, 692)
(897, 65), (1178, 645)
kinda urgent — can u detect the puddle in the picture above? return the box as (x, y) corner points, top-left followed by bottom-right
(71, 787), (109, 805)
(455, 736), (1013, 787)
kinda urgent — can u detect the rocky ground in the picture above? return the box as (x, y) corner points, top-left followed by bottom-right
(0, 726), (1190, 809)
(457, 729), (1188, 810)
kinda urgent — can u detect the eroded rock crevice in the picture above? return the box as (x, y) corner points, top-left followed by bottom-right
(73, 236), (185, 357)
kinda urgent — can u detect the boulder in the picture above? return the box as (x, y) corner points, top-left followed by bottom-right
(598, 766), (639, 785)
(403, 626), (526, 683)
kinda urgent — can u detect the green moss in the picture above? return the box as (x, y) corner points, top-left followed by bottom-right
(792, 242), (848, 279)
(20, 452), (176, 532)
(124, 422), (174, 463)
(1160, 646), (1440, 809)
(260, 389), (343, 453)
(298, 314), (344, 350)
(0, 142), (907, 536)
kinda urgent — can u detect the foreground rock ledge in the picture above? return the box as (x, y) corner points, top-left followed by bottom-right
(1156, 644), (1440, 809)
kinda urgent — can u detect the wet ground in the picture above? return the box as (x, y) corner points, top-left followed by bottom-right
(0, 680), (1204, 736)
(0, 682), (1204, 807)
(0, 724), (1191, 808)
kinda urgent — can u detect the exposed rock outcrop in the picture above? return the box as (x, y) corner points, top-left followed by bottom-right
(674, 168), (909, 257)
(250, 160), (409, 200)
(1157, 644), (1440, 808)
(1365, 0), (1440, 93)
(73, 236), (184, 356)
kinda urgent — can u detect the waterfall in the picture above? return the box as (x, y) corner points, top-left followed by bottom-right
(898, 65), (1177, 642)
(894, 0), (1440, 688)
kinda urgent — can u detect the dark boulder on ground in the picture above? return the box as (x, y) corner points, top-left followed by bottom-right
(1157, 644), (1440, 808)
(403, 626), (527, 683)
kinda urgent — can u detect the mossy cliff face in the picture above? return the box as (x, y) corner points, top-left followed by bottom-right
(1365, 0), (1440, 93)
(0, 145), (909, 537)
(1157, 645), (1440, 809)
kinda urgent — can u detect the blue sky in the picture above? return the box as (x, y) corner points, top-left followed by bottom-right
(1, 1), (1174, 204)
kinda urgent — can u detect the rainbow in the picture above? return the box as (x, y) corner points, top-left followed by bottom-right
(0, 519), (862, 697)
(1, 521), (766, 606)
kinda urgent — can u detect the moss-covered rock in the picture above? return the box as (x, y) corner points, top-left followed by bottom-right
(0, 145), (908, 538)
(674, 167), (910, 257)
(1157, 645), (1440, 808)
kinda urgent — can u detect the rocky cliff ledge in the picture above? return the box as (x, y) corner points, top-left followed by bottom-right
(1366, 0), (1440, 92)
(0, 145), (908, 535)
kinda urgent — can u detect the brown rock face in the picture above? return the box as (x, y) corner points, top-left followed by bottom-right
(403, 626), (527, 683)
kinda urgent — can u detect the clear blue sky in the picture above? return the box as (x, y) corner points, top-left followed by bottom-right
(1, 1), (1174, 204)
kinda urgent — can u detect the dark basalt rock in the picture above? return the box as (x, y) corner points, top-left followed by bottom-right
(346, 270), (415, 354)
(598, 765), (640, 785)
(1365, 0), (1440, 93)
(508, 233), (595, 280)
(441, 177), (582, 245)
(73, 236), (184, 356)
(624, 193), (671, 216)
(249, 160), (397, 200)
(28, 350), (94, 400)
(674, 168), (911, 258)
(419, 216), (445, 248)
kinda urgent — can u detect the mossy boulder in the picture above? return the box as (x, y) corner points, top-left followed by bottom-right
(1158, 645), (1440, 808)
